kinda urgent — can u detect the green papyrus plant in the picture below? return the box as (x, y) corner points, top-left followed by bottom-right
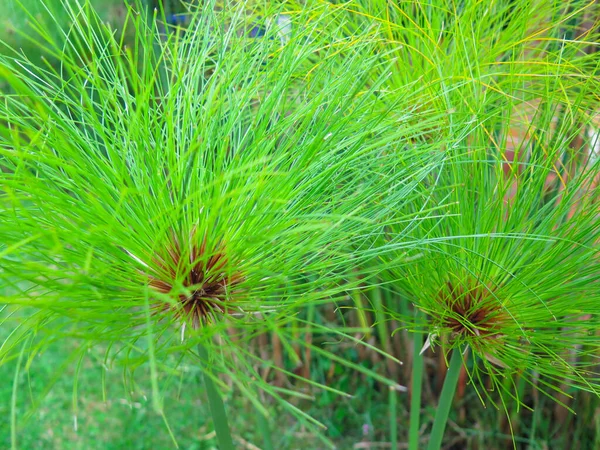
(299, 0), (600, 448)
(0, 1), (439, 447)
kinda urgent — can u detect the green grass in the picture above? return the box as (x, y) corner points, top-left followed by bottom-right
(0, 0), (127, 59)
(4, 333), (600, 449)
(1, 340), (222, 449)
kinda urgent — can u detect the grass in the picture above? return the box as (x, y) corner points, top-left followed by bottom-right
(0, 0), (127, 62)
(3, 334), (600, 449)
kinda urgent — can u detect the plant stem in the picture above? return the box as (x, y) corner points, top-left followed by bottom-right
(408, 309), (424, 450)
(11, 345), (26, 450)
(258, 409), (274, 450)
(426, 348), (463, 450)
(198, 344), (235, 450)
(389, 385), (398, 450)
(351, 285), (370, 338)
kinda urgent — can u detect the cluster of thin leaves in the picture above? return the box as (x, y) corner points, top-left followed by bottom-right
(316, 0), (600, 411)
(0, 0), (442, 442)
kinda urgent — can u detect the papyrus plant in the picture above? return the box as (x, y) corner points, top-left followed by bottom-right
(0, 1), (437, 447)
(384, 6), (600, 450)
(300, 0), (600, 448)
(386, 112), (600, 449)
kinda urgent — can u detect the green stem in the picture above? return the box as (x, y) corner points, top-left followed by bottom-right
(11, 344), (26, 450)
(426, 348), (463, 450)
(389, 385), (398, 450)
(198, 345), (235, 450)
(408, 309), (424, 450)
(258, 409), (274, 450)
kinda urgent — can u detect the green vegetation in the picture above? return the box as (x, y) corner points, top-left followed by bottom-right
(1, 0), (599, 449)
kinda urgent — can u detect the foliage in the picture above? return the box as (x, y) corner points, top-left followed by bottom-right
(1, 0), (600, 449)
(0, 0), (434, 446)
